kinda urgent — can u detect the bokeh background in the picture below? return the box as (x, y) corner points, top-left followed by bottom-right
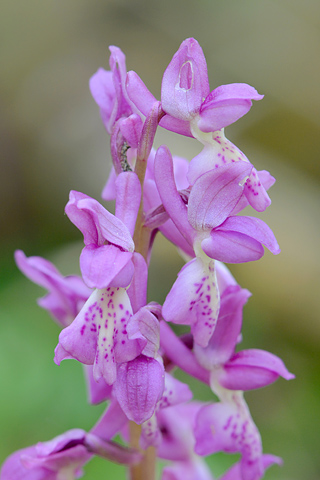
(1, 1), (319, 478)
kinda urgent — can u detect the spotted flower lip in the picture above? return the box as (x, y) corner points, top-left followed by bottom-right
(54, 286), (141, 385)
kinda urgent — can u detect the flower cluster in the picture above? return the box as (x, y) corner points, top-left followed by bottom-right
(1, 38), (294, 480)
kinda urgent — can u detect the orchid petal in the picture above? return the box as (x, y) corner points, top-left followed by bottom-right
(91, 398), (129, 440)
(158, 373), (193, 410)
(108, 46), (133, 129)
(220, 349), (295, 390)
(198, 83), (263, 132)
(126, 70), (158, 117)
(126, 71), (192, 137)
(231, 168), (275, 215)
(188, 161), (252, 231)
(84, 433), (141, 465)
(217, 216), (280, 255)
(154, 146), (195, 245)
(157, 403), (204, 461)
(127, 252), (148, 313)
(140, 414), (162, 449)
(202, 230), (264, 263)
(83, 365), (112, 404)
(80, 244), (133, 289)
(215, 261), (237, 295)
(66, 191), (134, 251)
(243, 168), (272, 212)
(89, 68), (115, 133)
(162, 257), (220, 348)
(162, 459), (214, 480)
(115, 172), (141, 237)
(195, 399), (263, 480)
(114, 356), (165, 424)
(127, 307), (160, 358)
(160, 322), (210, 384)
(14, 250), (91, 327)
(101, 167), (117, 201)
(119, 113), (143, 148)
(194, 286), (251, 369)
(161, 38), (209, 121)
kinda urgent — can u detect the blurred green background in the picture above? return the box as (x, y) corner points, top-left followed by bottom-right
(1, 1), (319, 478)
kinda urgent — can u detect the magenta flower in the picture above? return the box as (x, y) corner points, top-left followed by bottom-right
(192, 285), (293, 480)
(14, 250), (113, 404)
(194, 284), (295, 391)
(14, 250), (91, 327)
(195, 398), (280, 480)
(157, 402), (213, 480)
(154, 146), (279, 347)
(0, 428), (140, 480)
(127, 38), (273, 212)
(55, 290), (165, 424)
(54, 286), (141, 385)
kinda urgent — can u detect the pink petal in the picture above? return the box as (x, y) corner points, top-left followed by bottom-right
(194, 286), (251, 369)
(114, 356), (165, 424)
(154, 146), (195, 245)
(217, 216), (280, 255)
(127, 69), (192, 136)
(220, 349), (295, 390)
(198, 83), (263, 132)
(119, 113), (143, 148)
(158, 373), (193, 409)
(202, 230), (264, 263)
(80, 244), (133, 289)
(162, 258), (220, 348)
(127, 307), (160, 358)
(83, 365), (113, 404)
(101, 167), (117, 201)
(89, 68), (115, 133)
(115, 171), (141, 237)
(161, 38), (209, 121)
(243, 168), (272, 212)
(195, 399), (263, 480)
(188, 161), (252, 231)
(127, 252), (148, 313)
(126, 70), (158, 117)
(91, 398), (129, 440)
(66, 191), (134, 251)
(162, 459), (214, 480)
